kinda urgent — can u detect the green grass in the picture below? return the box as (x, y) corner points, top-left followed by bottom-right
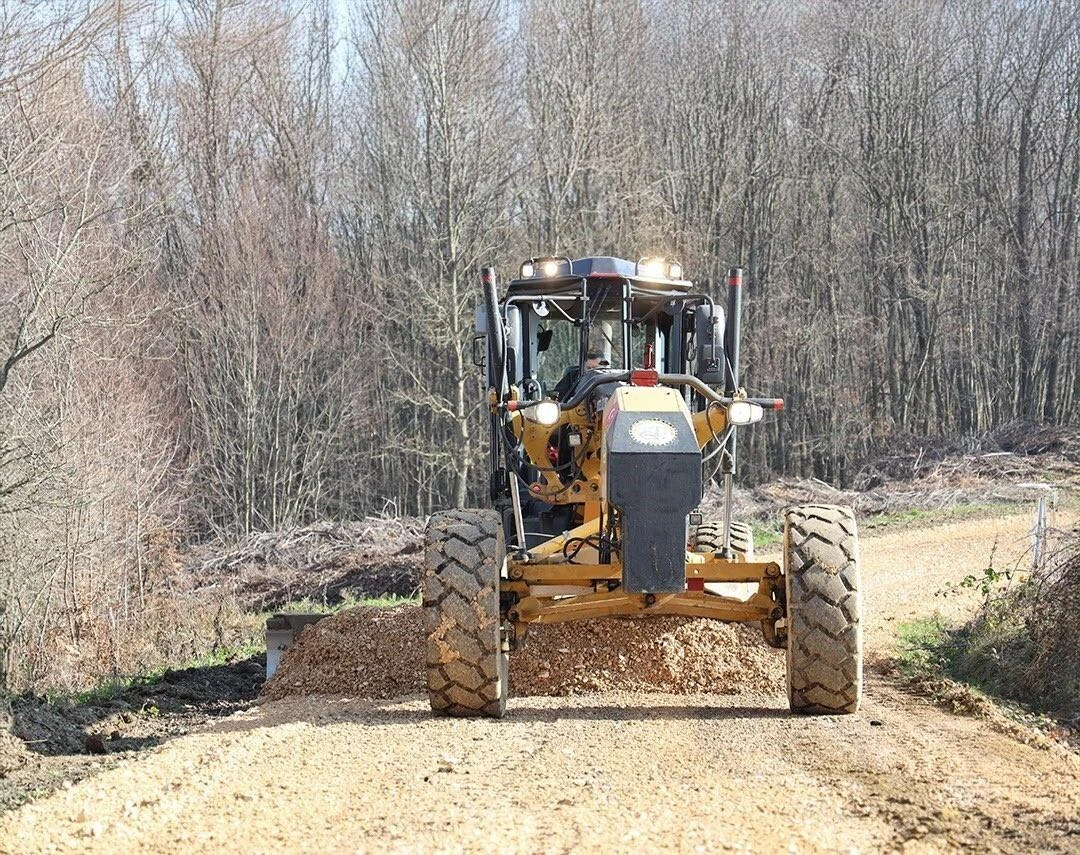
(894, 614), (957, 679)
(43, 637), (266, 708)
(54, 670), (169, 707)
(891, 614), (1009, 719)
(40, 594), (419, 709)
(752, 521), (782, 550)
(270, 592), (418, 615)
(895, 588), (1077, 726)
(745, 500), (1026, 552)
(182, 637), (264, 668)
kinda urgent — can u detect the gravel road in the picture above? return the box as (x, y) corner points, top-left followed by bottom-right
(2, 512), (1077, 854)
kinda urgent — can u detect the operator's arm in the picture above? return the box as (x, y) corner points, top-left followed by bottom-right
(551, 366), (579, 401)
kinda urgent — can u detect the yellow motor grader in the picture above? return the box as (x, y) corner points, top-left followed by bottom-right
(423, 257), (861, 718)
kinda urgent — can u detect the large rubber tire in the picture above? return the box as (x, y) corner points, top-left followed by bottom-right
(422, 509), (508, 718)
(783, 504), (862, 714)
(692, 519), (755, 560)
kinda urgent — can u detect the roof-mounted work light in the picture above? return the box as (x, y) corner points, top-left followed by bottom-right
(635, 257), (684, 281)
(519, 256), (572, 280)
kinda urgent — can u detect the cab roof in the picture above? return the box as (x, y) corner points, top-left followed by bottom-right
(505, 256), (693, 296)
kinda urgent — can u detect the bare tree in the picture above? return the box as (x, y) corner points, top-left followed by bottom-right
(343, 0), (520, 511)
(0, 0), (174, 691)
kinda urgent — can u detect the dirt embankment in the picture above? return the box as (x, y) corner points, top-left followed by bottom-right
(184, 518), (427, 610)
(2, 510), (1077, 854)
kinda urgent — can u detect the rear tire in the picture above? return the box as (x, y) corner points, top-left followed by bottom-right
(422, 509), (508, 718)
(783, 504), (862, 714)
(692, 519), (755, 560)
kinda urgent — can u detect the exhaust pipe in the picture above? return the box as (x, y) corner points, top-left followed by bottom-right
(722, 267), (743, 555)
(481, 266), (506, 398)
(724, 267), (742, 396)
(481, 267), (508, 500)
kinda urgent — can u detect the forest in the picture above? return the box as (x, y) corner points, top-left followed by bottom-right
(0, 0), (1077, 691)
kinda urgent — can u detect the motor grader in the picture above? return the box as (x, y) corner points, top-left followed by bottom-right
(423, 256), (862, 718)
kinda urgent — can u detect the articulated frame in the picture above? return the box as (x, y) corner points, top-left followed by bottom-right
(501, 517), (787, 650)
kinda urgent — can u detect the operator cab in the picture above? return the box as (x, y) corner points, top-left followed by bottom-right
(490, 255), (727, 405)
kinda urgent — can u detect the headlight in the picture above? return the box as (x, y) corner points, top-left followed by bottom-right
(727, 400), (764, 425)
(637, 257), (666, 278)
(636, 257), (684, 280)
(531, 400), (561, 426)
(520, 256), (569, 279)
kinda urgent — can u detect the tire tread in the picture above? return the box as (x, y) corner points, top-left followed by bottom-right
(691, 519), (755, 560)
(784, 504), (862, 714)
(422, 509), (508, 718)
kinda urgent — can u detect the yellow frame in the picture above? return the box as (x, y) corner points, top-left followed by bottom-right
(503, 516), (784, 645)
(500, 384), (782, 645)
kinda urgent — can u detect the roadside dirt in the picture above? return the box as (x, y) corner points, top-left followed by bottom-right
(0, 658), (264, 812)
(2, 509), (1077, 853)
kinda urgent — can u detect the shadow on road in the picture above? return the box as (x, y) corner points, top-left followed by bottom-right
(207, 691), (793, 734)
(10, 656), (265, 758)
(501, 701), (789, 722)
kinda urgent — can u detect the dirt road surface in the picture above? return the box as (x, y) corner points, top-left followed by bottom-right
(2, 512), (1077, 853)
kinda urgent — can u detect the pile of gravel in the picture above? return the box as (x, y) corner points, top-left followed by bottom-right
(261, 604), (785, 701)
(262, 606), (425, 701)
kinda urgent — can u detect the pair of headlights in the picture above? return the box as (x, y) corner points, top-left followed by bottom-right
(521, 399), (763, 427)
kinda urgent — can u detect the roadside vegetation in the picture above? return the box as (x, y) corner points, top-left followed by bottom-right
(745, 502), (1034, 551)
(896, 522), (1079, 739)
(861, 503), (1028, 534)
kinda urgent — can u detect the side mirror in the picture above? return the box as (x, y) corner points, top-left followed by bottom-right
(537, 328), (553, 352)
(472, 334), (485, 369)
(694, 305), (725, 384)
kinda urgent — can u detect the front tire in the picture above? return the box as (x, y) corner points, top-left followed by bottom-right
(783, 504), (862, 714)
(422, 509), (508, 718)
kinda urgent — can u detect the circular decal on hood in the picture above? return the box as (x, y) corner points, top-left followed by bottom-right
(629, 418), (677, 446)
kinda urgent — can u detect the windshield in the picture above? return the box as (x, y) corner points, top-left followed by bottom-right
(512, 281), (677, 396)
(535, 318), (652, 392)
